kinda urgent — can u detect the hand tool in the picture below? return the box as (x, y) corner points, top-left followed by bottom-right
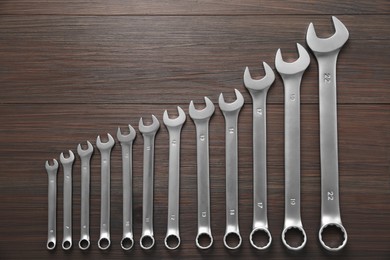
(306, 16), (349, 251)
(275, 43), (310, 251)
(139, 115), (160, 249)
(163, 107), (186, 250)
(45, 159), (59, 250)
(117, 125), (136, 250)
(77, 141), (93, 250)
(244, 62), (275, 250)
(189, 97), (215, 250)
(60, 150), (75, 250)
(96, 134), (115, 250)
(219, 89), (244, 250)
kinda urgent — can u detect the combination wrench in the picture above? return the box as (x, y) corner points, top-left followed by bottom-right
(117, 124), (136, 250)
(45, 159), (59, 250)
(244, 62), (275, 250)
(96, 134), (115, 250)
(60, 150), (75, 250)
(306, 16), (349, 251)
(189, 97), (215, 250)
(139, 115), (160, 250)
(219, 89), (244, 250)
(163, 107), (186, 250)
(77, 141), (93, 250)
(275, 43), (310, 251)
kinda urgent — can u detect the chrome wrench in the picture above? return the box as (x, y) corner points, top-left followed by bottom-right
(45, 159), (59, 250)
(189, 97), (215, 250)
(275, 43), (310, 251)
(96, 134), (115, 250)
(139, 115), (160, 249)
(60, 150), (75, 250)
(306, 16), (349, 251)
(219, 89), (244, 250)
(163, 107), (186, 250)
(117, 125), (136, 250)
(77, 141), (93, 250)
(244, 62), (275, 250)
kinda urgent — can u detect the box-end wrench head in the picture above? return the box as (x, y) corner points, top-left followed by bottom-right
(163, 107), (186, 250)
(275, 44), (310, 251)
(45, 159), (59, 250)
(60, 150), (75, 250)
(244, 62), (275, 250)
(306, 16), (349, 252)
(96, 134), (115, 250)
(219, 89), (244, 250)
(117, 125), (136, 250)
(139, 115), (160, 250)
(77, 141), (94, 250)
(189, 97), (215, 250)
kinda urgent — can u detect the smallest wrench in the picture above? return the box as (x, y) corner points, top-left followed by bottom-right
(219, 89), (244, 250)
(96, 134), (115, 250)
(163, 106), (186, 250)
(189, 97), (215, 250)
(60, 150), (75, 250)
(46, 159), (59, 250)
(77, 141), (94, 250)
(117, 125), (136, 250)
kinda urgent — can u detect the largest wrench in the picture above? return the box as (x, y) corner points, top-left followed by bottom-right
(306, 16), (349, 251)
(244, 62), (275, 250)
(219, 89), (244, 250)
(275, 43), (310, 251)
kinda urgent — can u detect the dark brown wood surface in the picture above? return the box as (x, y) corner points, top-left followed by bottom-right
(0, 1), (389, 259)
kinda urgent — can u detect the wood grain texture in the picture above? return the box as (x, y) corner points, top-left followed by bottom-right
(0, 0), (389, 15)
(0, 0), (389, 259)
(0, 15), (389, 105)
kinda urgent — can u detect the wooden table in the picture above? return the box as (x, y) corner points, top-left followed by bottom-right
(0, 1), (389, 259)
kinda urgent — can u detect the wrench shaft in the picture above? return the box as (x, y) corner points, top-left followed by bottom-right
(252, 92), (269, 228)
(224, 112), (240, 232)
(318, 54), (341, 222)
(195, 121), (212, 232)
(100, 151), (111, 239)
(166, 128), (181, 234)
(80, 159), (90, 241)
(142, 135), (155, 236)
(63, 164), (72, 243)
(283, 76), (303, 226)
(121, 144), (133, 237)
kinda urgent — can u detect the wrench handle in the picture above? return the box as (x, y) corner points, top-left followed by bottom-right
(62, 164), (73, 248)
(47, 171), (57, 249)
(224, 112), (240, 233)
(166, 127), (182, 236)
(251, 91), (269, 229)
(80, 158), (91, 245)
(142, 135), (155, 237)
(283, 76), (303, 227)
(121, 143), (133, 238)
(195, 121), (212, 234)
(318, 53), (342, 223)
(99, 150), (111, 246)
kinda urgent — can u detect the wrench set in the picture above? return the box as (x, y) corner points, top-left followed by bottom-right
(45, 16), (349, 252)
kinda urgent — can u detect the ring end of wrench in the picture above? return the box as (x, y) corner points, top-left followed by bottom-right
(319, 223), (347, 252)
(140, 234), (155, 250)
(164, 234), (181, 250)
(195, 232), (213, 250)
(46, 239), (56, 250)
(223, 231), (242, 250)
(281, 226), (307, 251)
(98, 235), (111, 250)
(249, 227), (272, 250)
(121, 236), (134, 250)
(62, 239), (72, 250)
(78, 237), (90, 250)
